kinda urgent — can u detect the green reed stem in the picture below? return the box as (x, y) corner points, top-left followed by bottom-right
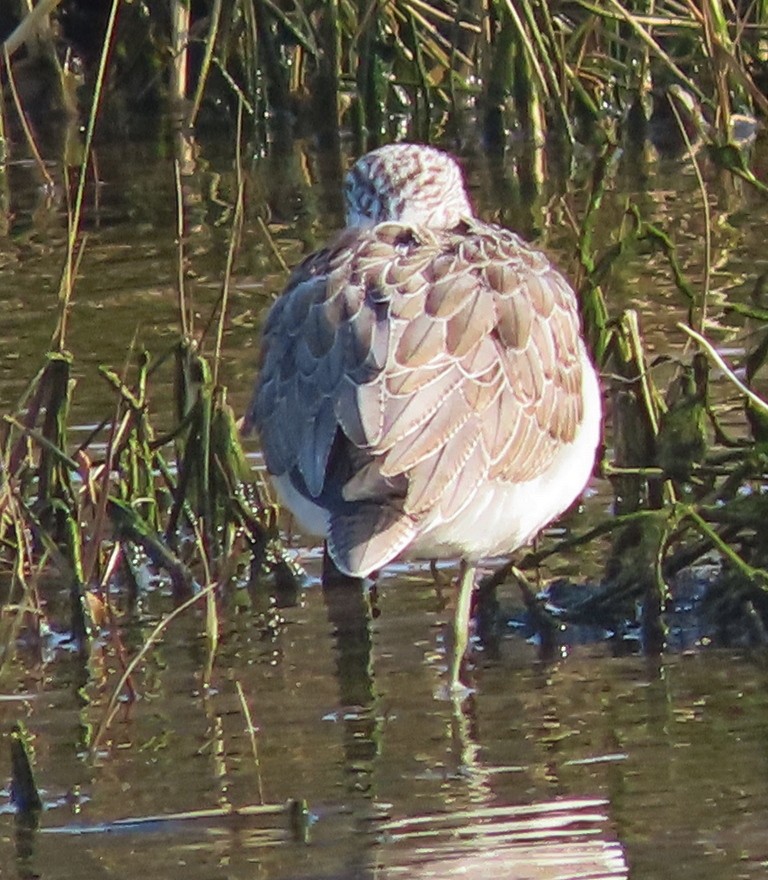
(1, 0), (63, 57)
(1, 47), (54, 189)
(500, 0), (549, 102)
(53, 0), (120, 352)
(170, 0), (190, 108)
(599, 0), (707, 101)
(174, 159), (190, 337)
(679, 324), (768, 416)
(668, 94), (711, 333)
(686, 507), (768, 591)
(213, 102), (245, 387)
(236, 680), (265, 805)
(189, 0), (223, 126)
(517, 0), (573, 139)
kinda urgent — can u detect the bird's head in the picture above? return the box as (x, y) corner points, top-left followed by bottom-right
(344, 143), (474, 230)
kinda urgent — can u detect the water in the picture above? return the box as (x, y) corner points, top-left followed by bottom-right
(3, 583), (768, 879)
(1, 125), (768, 879)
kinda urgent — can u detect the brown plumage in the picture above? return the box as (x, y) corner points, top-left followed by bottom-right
(244, 143), (601, 685)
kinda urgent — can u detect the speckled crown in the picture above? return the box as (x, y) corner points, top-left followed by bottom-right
(344, 143), (474, 229)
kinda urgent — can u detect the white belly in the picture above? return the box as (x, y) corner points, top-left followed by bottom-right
(406, 348), (602, 560)
(270, 347), (601, 566)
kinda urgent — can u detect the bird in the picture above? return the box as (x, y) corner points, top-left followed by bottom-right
(243, 143), (602, 686)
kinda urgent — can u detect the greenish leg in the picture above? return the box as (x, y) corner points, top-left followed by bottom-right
(451, 561), (476, 687)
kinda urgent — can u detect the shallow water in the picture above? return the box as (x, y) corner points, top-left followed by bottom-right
(3, 573), (768, 880)
(1, 124), (768, 879)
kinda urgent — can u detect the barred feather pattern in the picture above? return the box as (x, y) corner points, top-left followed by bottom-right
(245, 145), (601, 577)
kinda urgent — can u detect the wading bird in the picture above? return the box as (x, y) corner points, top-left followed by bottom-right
(244, 143), (601, 686)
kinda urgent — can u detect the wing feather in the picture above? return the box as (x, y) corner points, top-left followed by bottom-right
(248, 219), (591, 573)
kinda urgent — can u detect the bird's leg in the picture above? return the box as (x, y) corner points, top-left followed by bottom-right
(450, 560), (476, 686)
(430, 559), (451, 590)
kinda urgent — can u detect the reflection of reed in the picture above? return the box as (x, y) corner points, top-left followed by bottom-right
(375, 797), (627, 879)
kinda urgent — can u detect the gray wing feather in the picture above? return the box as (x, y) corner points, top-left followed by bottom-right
(249, 221), (587, 576)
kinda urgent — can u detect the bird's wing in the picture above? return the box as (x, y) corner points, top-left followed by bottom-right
(365, 222), (586, 525)
(249, 222), (587, 575)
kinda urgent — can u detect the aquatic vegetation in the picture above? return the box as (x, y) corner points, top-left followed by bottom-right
(0, 0), (766, 688)
(2, 12), (768, 873)
(2, 2), (767, 146)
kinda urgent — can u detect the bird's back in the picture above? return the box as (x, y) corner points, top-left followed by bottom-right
(248, 217), (600, 578)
